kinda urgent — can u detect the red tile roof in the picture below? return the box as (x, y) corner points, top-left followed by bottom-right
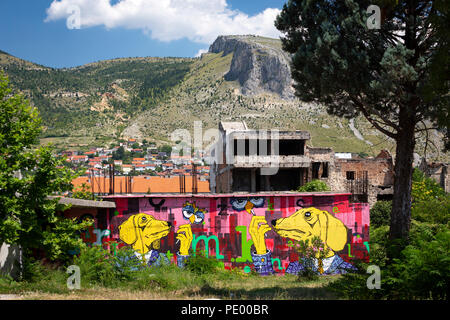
(72, 176), (210, 194)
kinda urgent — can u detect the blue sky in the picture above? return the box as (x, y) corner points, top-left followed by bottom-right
(0, 0), (286, 68)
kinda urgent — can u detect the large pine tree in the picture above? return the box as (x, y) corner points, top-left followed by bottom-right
(275, 0), (449, 255)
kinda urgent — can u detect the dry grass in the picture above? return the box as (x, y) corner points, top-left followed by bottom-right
(4, 274), (340, 300)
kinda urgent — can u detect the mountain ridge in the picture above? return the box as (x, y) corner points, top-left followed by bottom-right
(1, 35), (447, 161)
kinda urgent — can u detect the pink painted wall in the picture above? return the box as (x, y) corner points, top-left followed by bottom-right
(97, 193), (370, 274)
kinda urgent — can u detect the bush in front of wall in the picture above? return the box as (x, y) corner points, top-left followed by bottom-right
(296, 180), (330, 192)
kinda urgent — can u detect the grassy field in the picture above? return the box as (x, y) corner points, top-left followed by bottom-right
(0, 264), (340, 300)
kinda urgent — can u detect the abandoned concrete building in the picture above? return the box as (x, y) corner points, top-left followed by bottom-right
(209, 121), (394, 206)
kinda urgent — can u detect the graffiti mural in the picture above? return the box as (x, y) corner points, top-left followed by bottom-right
(118, 213), (193, 267)
(248, 207), (356, 275)
(77, 214), (111, 246)
(95, 194), (370, 275)
(182, 202), (206, 225)
(230, 197), (265, 216)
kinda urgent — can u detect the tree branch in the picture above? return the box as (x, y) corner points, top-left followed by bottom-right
(349, 96), (398, 139)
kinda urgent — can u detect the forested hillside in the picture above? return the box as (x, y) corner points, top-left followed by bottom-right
(1, 52), (192, 148)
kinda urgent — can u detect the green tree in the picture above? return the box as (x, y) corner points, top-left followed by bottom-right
(420, 0), (450, 151)
(72, 182), (97, 201)
(275, 0), (448, 256)
(0, 72), (90, 261)
(159, 144), (172, 156)
(112, 146), (125, 160)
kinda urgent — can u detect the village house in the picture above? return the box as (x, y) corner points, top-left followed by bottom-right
(122, 164), (133, 175)
(69, 155), (88, 164)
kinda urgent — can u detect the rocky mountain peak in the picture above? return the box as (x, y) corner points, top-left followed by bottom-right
(209, 35), (295, 100)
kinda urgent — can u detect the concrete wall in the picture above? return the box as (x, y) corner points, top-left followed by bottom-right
(0, 243), (22, 280)
(76, 194), (370, 275)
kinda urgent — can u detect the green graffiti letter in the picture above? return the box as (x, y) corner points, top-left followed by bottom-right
(347, 244), (354, 258)
(191, 235), (224, 259)
(235, 225), (254, 263)
(364, 241), (370, 253)
(272, 258), (284, 271)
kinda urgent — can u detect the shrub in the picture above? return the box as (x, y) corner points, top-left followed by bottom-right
(386, 229), (449, 299)
(368, 225), (390, 267)
(290, 236), (331, 282)
(296, 180), (330, 192)
(112, 245), (147, 280)
(370, 201), (392, 229)
(21, 256), (48, 282)
(328, 222), (449, 300)
(412, 194), (450, 225)
(412, 168), (446, 208)
(185, 250), (223, 275)
(73, 245), (118, 287)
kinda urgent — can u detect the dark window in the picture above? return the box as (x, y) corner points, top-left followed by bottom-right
(321, 162), (329, 178)
(312, 162), (321, 179)
(346, 171), (355, 180)
(279, 139), (305, 156)
(234, 139), (248, 156)
(232, 169), (253, 191)
(267, 168), (302, 191)
(234, 139), (271, 156)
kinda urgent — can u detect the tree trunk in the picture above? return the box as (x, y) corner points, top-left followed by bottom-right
(389, 113), (416, 258)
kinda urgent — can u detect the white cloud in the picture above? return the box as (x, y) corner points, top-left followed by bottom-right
(194, 48), (208, 57)
(45, 0), (282, 44)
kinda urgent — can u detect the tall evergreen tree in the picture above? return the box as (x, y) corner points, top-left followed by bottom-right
(275, 0), (449, 256)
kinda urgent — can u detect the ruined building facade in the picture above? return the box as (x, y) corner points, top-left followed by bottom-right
(419, 160), (450, 193)
(210, 121), (394, 206)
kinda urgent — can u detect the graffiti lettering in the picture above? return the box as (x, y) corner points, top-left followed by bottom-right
(364, 241), (370, 253)
(271, 258), (284, 271)
(233, 225), (254, 263)
(217, 203), (228, 216)
(93, 229), (110, 246)
(148, 198), (166, 212)
(268, 199), (274, 212)
(192, 234), (224, 259)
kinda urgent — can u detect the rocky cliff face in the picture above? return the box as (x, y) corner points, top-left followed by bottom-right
(209, 35), (295, 100)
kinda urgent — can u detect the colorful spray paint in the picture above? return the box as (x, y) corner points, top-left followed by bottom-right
(74, 193), (369, 275)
